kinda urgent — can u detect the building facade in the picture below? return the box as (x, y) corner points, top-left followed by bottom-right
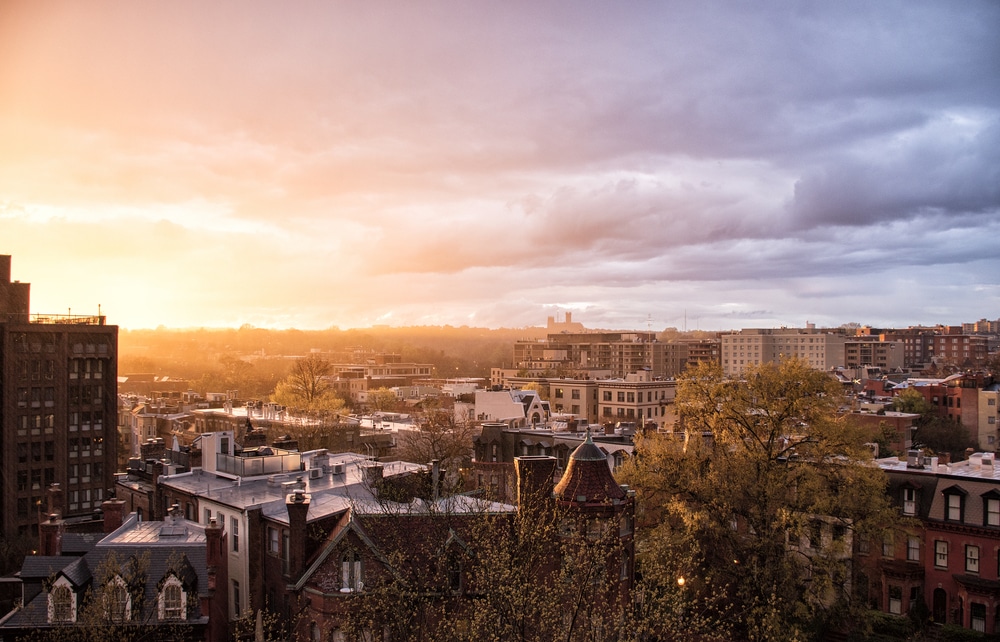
(720, 327), (849, 376)
(0, 255), (118, 538)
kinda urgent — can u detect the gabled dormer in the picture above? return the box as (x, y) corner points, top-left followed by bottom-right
(157, 555), (198, 621)
(47, 577), (77, 624)
(45, 557), (90, 624)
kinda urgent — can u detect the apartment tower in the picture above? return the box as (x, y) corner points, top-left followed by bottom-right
(0, 255), (118, 538)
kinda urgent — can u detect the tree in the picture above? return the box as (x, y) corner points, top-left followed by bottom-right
(367, 387), (399, 413)
(330, 485), (634, 642)
(620, 359), (898, 641)
(891, 388), (977, 460)
(270, 355), (344, 414)
(394, 399), (475, 486)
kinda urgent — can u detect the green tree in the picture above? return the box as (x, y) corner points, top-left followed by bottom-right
(620, 359), (898, 641)
(891, 388), (977, 460)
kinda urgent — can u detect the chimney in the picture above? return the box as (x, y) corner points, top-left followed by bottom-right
(39, 513), (64, 556)
(514, 456), (557, 509)
(362, 464), (384, 490)
(47, 483), (64, 518)
(102, 498), (126, 533)
(286, 490), (311, 578)
(431, 460), (441, 501)
(204, 518), (229, 642)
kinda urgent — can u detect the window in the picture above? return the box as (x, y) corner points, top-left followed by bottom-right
(571, 389), (580, 400)
(49, 583), (75, 623)
(341, 552), (363, 591)
(882, 534), (893, 558)
(159, 577), (185, 620)
(907, 536), (919, 562)
(603, 391), (612, 402)
(231, 517), (239, 552)
(268, 527), (280, 554)
(554, 388), (563, 399)
(106, 578), (131, 622)
(617, 392), (625, 402)
(809, 521), (823, 550)
(902, 488), (917, 516)
(944, 488), (965, 522)
(966, 545), (980, 574)
(984, 495), (1000, 526)
(888, 585), (902, 614)
(935, 541), (948, 569)
(971, 603), (986, 633)
(232, 580), (241, 618)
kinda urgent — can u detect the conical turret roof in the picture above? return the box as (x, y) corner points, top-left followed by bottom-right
(553, 433), (626, 504)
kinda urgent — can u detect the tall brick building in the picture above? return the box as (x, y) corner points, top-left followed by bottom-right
(0, 255), (118, 538)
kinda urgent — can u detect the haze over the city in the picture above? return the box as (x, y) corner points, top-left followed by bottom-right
(1, 2), (997, 331)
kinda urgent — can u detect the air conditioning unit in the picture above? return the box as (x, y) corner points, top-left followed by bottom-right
(331, 463), (345, 475)
(309, 468), (323, 480)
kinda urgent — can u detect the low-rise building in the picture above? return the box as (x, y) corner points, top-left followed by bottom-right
(876, 451), (1000, 632)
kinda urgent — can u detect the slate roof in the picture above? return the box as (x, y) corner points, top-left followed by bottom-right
(1, 513), (210, 631)
(554, 434), (627, 504)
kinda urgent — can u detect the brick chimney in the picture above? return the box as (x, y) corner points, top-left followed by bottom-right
(204, 517), (229, 642)
(39, 513), (64, 556)
(514, 456), (557, 509)
(102, 498), (126, 533)
(286, 490), (311, 578)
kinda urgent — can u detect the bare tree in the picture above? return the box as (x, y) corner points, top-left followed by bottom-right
(394, 399), (475, 484)
(271, 355), (343, 413)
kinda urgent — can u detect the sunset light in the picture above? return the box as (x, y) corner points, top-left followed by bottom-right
(1, 2), (997, 330)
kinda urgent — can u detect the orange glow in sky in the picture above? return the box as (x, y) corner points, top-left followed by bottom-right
(2, 2), (997, 330)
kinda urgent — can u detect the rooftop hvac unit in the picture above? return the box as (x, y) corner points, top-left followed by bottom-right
(309, 467), (323, 480)
(331, 463), (345, 475)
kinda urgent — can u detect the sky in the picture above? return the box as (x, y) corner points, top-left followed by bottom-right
(1, 2), (998, 332)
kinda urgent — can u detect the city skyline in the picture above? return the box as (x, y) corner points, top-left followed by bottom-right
(1, 2), (998, 331)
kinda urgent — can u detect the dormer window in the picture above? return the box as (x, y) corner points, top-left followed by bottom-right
(158, 575), (187, 621)
(943, 486), (967, 523)
(983, 491), (1000, 527)
(48, 578), (76, 624)
(105, 576), (131, 622)
(902, 487), (918, 516)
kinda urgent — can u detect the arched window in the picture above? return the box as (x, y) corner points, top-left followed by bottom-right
(105, 577), (131, 622)
(341, 552), (362, 592)
(49, 582), (75, 623)
(159, 575), (186, 620)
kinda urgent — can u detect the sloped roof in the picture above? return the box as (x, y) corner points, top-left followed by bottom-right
(3, 517), (210, 631)
(553, 434), (627, 504)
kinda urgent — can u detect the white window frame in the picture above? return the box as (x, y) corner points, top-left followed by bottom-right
(48, 578), (76, 624)
(987, 498), (1000, 526)
(966, 545), (980, 574)
(158, 575), (186, 621)
(934, 541), (948, 569)
(902, 488), (916, 516)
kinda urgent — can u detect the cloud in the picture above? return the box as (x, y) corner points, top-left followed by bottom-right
(0, 1), (998, 330)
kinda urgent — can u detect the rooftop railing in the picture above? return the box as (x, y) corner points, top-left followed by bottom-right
(30, 313), (107, 325)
